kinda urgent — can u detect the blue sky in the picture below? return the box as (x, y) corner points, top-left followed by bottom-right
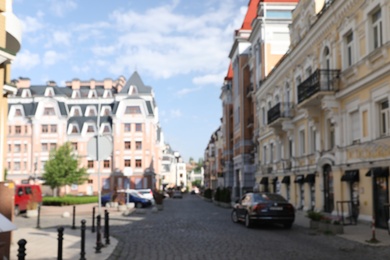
(11, 0), (248, 162)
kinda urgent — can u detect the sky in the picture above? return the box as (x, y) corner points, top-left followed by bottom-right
(11, 0), (248, 162)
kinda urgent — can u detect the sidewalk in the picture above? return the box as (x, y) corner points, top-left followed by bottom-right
(294, 210), (390, 247)
(9, 204), (128, 260)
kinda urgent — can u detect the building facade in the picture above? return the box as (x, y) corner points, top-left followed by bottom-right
(0, 0), (21, 182)
(7, 72), (164, 195)
(255, 0), (390, 227)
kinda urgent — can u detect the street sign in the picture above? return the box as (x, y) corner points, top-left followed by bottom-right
(87, 135), (112, 161)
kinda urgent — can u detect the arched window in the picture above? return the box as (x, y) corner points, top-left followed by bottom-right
(323, 46), (330, 69)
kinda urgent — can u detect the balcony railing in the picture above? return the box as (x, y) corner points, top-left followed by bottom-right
(297, 69), (340, 104)
(267, 102), (294, 125)
(246, 83), (253, 96)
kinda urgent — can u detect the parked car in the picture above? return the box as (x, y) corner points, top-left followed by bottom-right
(231, 192), (295, 229)
(101, 190), (152, 208)
(14, 184), (42, 215)
(136, 189), (155, 205)
(172, 190), (183, 199)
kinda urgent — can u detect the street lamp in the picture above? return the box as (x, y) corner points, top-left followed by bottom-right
(174, 152), (180, 188)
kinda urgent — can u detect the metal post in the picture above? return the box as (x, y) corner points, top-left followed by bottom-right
(97, 99), (102, 216)
(92, 206), (96, 233)
(57, 226), (64, 260)
(80, 220), (86, 260)
(95, 215), (103, 253)
(104, 209), (110, 245)
(72, 205), (76, 229)
(36, 203), (41, 229)
(17, 239), (27, 260)
(368, 167), (379, 243)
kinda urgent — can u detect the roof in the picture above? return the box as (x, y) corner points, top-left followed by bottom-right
(120, 71), (152, 94)
(241, 0), (260, 30)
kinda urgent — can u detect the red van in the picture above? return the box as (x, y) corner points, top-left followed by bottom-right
(14, 184), (42, 215)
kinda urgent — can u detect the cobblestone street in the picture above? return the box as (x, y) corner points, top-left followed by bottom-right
(107, 195), (390, 260)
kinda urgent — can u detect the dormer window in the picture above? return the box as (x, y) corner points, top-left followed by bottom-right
(22, 89), (31, 98)
(86, 106), (97, 116)
(88, 90), (97, 98)
(71, 106), (82, 117)
(68, 123), (80, 134)
(101, 123), (111, 134)
(86, 125), (95, 133)
(43, 107), (55, 116)
(125, 106), (141, 115)
(15, 108), (23, 117)
(45, 87), (55, 97)
(103, 89), (112, 98)
(129, 85), (138, 95)
(102, 106), (111, 116)
(72, 90), (81, 98)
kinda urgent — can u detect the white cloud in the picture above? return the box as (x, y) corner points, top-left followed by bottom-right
(52, 31), (71, 46)
(20, 15), (44, 34)
(49, 0), (77, 17)
(193, 72), (226, 86)
(176, 86), (202, 97)
(13, 50), (41, 70)
(170, 109), (182, 118)
(72, 65), (90, 74)
(43, 50), (66, 66)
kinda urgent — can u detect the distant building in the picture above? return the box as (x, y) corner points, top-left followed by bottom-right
(7, 72), (164, 194)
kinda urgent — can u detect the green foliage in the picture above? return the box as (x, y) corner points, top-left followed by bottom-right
(192, 180), (201, 187)
(193, 158), (203, 172)
(214, 188), (221, 201)
(43, 195), (98, 206)
(43, 142), (88, 195)
(204, 188), (213, 199)
(213, 187), (231, 203)
(306, 210), (323, 221)
(3, 169), (7, 180)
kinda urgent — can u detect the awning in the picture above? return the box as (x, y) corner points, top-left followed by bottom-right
(294, 175), (304, 184)
(341, 170), (359, 182)
(304, 173), (316, 184)
(260, 177), (268, 185)
(365, 167), (389, 177)
(281, 176), (290, 184)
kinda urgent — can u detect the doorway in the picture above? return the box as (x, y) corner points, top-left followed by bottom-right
(323, 164), (334, 213)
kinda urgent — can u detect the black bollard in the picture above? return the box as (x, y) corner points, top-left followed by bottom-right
(72, 205), (76, 229)
(36, 204), (41, 229)
(104, 209), (110, 245)
(80, 219), (86, 260)
(95, 215), (103, 253)
(92, 206), (96, 233)
(17, 239), (27, 260)
(57, 226), (64, 260)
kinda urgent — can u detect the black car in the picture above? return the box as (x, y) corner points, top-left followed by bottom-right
(231, 192), (295, 229)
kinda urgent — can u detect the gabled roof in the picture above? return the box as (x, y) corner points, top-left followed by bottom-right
(225, 62), (233, 80)
(120, 71), (152, 94)
(241, 0), (260, 30)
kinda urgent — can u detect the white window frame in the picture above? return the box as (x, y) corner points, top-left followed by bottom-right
(44, 87), (55, 97)
(344, 30), (354, 68)
(350, 110), (360, 143)
(68, 123), (80, 134)
(70, 106), (82, 117)
(85, 106), (97, 117)
(72, 90), (81, 98)
(371, 8), (383, 50)
(88, 89), (98, 98)
(379, 100), (389, 136)
(299, 128), (305, 156)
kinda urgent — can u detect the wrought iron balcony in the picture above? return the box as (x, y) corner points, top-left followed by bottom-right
(267, 102), (294, 126)
(297, 69), (340, 106)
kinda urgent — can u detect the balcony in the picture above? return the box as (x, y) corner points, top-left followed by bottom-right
(297, 69), (340, 107)
(246, 83), (253, 97)
(267, 102), (294, 128)
(1, 0), (22, 60)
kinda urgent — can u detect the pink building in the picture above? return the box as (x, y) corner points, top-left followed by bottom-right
(7, 72), (164, 195)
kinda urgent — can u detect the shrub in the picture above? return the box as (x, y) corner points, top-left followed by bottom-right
(204, 188), (213, 199)
(43, 195), (98, 206)
(214, 188), (221, 201)
(306, 210), (323, 221)
(220, 188), (231, 203)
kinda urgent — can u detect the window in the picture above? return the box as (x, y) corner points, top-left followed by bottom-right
(124, 141), (131, 150)
(42, 143), (48, 152)
(43, 107), (55, 116)
(14, 162), (20, 171)
(8, 126), (11, 134)
(72, 107), (81, 116)
(87, 125), (95, 133)
(88, 160), (94, 168)
(14, 144), (21, 153)
(103, 125), (110, 134)
(380, 100), (389, 136)
(15, 126), (21, 134)
(310, 127), (317, 153)
(42, 125), (48, 133)
(270, 143), (274, 163)
(88, 179), (93, 184)
(50, 143), (57, 151)
(135, 123), (142, 132)
(372, 8), (383, 50)
(262, 146), (267, 163)
(103, 108), (111, 116)
(262, 107), (266, 126)
(25, 126), (28, 134)
(8, 144), (11, 152)
(350, 111), (360, 143)
(51, 125), (57, 133)
(72, 90), (80, 98)
(41, 161), (46, 170)
(87, 107), (96, 116)
(328, 119), (335, 149)
(24, 144), (27, 153)
(103, 160), (110, 168)
(124, 123), (131, 132)
(288, 139), (293, 158)
(124, 159), (131, 167)
(72, 142), (78, 151)
(345, 31), (354, 67)
(136, 141), (142, 150)
(135, 159), (142, 168)
(299, 130), (305, 156)
(125, 106), (141, 114)
(71, 125), (79, 134)
(15, 108), (22, 117)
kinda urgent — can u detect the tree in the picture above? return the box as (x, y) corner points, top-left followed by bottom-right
(43, 142), (88, 196)
(193, 158), (203, 172)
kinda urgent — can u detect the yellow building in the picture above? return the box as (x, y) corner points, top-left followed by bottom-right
(255, 0), (390, 228)
(0, 0), (22, 182)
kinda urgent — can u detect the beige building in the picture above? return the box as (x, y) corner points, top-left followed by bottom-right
(7, 72), (165, 194)
(0, 0), (21, 182)
(255, 0), (390, 228)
